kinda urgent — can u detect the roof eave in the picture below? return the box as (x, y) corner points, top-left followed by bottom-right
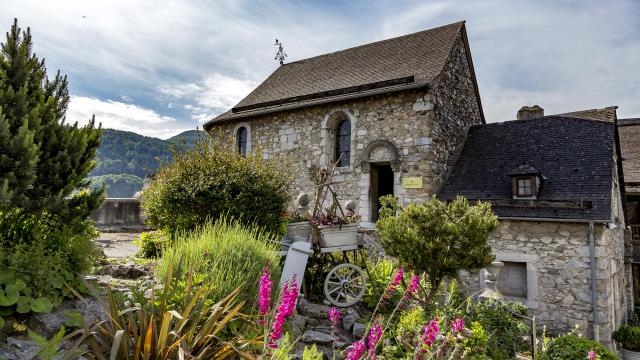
(204, 82), (430, 128)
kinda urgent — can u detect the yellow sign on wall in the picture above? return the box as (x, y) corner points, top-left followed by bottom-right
(401, 177), (423, 189)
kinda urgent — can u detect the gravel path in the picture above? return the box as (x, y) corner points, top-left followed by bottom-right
(95, 232), (140, 258)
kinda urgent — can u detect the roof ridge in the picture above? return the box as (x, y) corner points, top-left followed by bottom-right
(282, 21), (465, 67)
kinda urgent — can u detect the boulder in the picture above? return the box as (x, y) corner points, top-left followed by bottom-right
(301, 330), (334, 345)
(353, 322), (366, 338)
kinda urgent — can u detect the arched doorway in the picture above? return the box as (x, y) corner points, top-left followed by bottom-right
(360, 140), (401, 222)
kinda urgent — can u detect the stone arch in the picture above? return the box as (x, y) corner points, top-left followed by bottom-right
(320, 108), (356, 167)
(360, 140), (400, 173)
(233, 122), (252, 155)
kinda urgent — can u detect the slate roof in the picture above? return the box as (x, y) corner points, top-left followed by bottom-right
(438, 116), (615, 221)
(619, 118), (640, 189)
(207, 21), (466, 125)
(556, 106), (618, 122)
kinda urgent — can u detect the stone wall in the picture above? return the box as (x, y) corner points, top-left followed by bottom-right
(208, 35), (482, 223)
(459, 219), (628, 347)
(91, 198), (143, 227)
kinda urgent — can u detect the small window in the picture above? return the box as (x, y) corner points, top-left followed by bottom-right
(236, 126), (248, 156)
(335, 119), (351, 167)
(516, 177), (533, 197)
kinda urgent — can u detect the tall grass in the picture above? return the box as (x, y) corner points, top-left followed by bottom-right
(156, 218), (282, 308)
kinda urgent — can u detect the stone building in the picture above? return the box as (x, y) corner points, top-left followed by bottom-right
(204, 21), (483, 225)
(204, 22), (631, 347)
(619, 118), (640, 299)
(438, 106), (630, 346)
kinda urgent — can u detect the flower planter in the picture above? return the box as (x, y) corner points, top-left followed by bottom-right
(318, 223), (359, 248)
(621, 349), (640, 360)
(282, 222), (312, 249)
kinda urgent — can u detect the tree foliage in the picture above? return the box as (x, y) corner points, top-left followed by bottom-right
(0, 19), (102, 217)
(141, 137), (291, 236)
(376, 195), (498, 304)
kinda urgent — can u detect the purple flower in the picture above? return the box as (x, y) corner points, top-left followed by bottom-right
(382, 268), (404, 303)
(420, 318), (440, 351)
(345, 340), (366, 360)
(450, 318), (464, 334)
(328, 307), (341, 324)
(367, 321), (383, 359)
(257, 267), (272, 324)
(406, 274), (420, 295)
(588, 351), (597, 360)
(267, 276), (298, 348)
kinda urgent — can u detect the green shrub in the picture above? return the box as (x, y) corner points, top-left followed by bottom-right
(540, 335), (617, 360)
(376, 196), (498, 305)
(134, 230), (168, 258)
(156, 218), (281, 308)
(362, 258), (401, 311)
(0, 209), (97, 318)
(141, 138), (291, 236)
(466, 300), (530, 360)
(613, 324), (640, 351)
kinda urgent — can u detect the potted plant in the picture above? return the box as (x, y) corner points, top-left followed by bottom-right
(311, 202), (360, 247)
(283, 211), (312, 245)
(613, 324), (640, 359)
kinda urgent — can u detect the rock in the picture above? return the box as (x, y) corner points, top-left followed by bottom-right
(342, 309), (360, 331)
(27, 297), (108, 338)
(290, 314), (308, 338)
(111, 264), (147, 279)
(298, 299), (332, 319)
(301, 330), (334, 345)
(353, 322), (366, 338)
(28, 312), (68, 338)
(1, 337), (40, 360)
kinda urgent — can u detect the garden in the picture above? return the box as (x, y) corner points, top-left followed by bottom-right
(0, 19), (629, 360)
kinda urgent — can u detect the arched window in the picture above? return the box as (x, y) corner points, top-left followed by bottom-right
(335, 119), (351, 167)
(236, 126), (248, 156)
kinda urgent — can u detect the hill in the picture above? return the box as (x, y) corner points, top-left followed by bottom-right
(88, 129), (202, 197)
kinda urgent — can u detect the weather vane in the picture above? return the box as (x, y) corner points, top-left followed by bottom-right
(274, 39), (287, 66)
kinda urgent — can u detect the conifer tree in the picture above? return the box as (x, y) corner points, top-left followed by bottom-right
(0, 19), (103, 218)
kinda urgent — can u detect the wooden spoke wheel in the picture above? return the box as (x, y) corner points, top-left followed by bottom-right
(323, 263), (366, 307)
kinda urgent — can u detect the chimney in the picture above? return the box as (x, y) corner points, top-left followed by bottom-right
(517, 105), (544, 120)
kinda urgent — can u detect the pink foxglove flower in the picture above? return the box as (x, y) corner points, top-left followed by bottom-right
(328, 307), (341, 324)
(345, 340), (366, 360)
(367, 321), (383, 359)
(257, 267), (272, 325)
(588, 351), (597, 360)
(267, 276), (298, 348)
(420, 319), (440, 351)
(450, 318), (464, 334)
(407, 274), (420, 295)
(382, 268), (404, 303)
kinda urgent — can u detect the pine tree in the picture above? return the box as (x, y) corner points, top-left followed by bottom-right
(0, 19), (103, 218)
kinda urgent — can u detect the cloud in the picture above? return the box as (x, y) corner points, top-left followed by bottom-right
(67, 96), (191, 139)
(160, 73), (259, 123)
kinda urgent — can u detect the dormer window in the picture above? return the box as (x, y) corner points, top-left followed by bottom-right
(515, 177), (534, 197)
(508, 164), (541, 199)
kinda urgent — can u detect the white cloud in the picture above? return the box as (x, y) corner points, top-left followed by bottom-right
(160, 73), (258, 123)
(67, 96), (191, 139)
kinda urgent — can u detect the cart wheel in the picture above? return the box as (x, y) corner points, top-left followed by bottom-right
(324, 263), (366, 307)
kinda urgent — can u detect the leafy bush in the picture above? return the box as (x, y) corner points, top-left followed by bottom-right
(135, 230), (168, 258)
(465, 299), (530, 360)
(156, 218), (281, 308)
(540, 335), (617, 360)
(613, 324), (640, 351)
(142, 137), (291, 236)
(376, 196), (498, 305)
(0, 209), (97, 319)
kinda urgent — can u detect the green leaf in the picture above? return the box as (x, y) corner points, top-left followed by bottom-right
(14, 279), (26, 291)
(50, 276), (64, 289)
(16, 296), (31, 314)
(0, 307), (14, 316)
(0, 270), (15, 284)
(0, 284), (20, 306)
(0, 316), (5, 329)
(31, 297), (53, 313)
(22, 287), (33, 297)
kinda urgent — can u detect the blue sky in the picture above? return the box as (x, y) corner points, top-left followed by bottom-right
(2, 0), (639, 138)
